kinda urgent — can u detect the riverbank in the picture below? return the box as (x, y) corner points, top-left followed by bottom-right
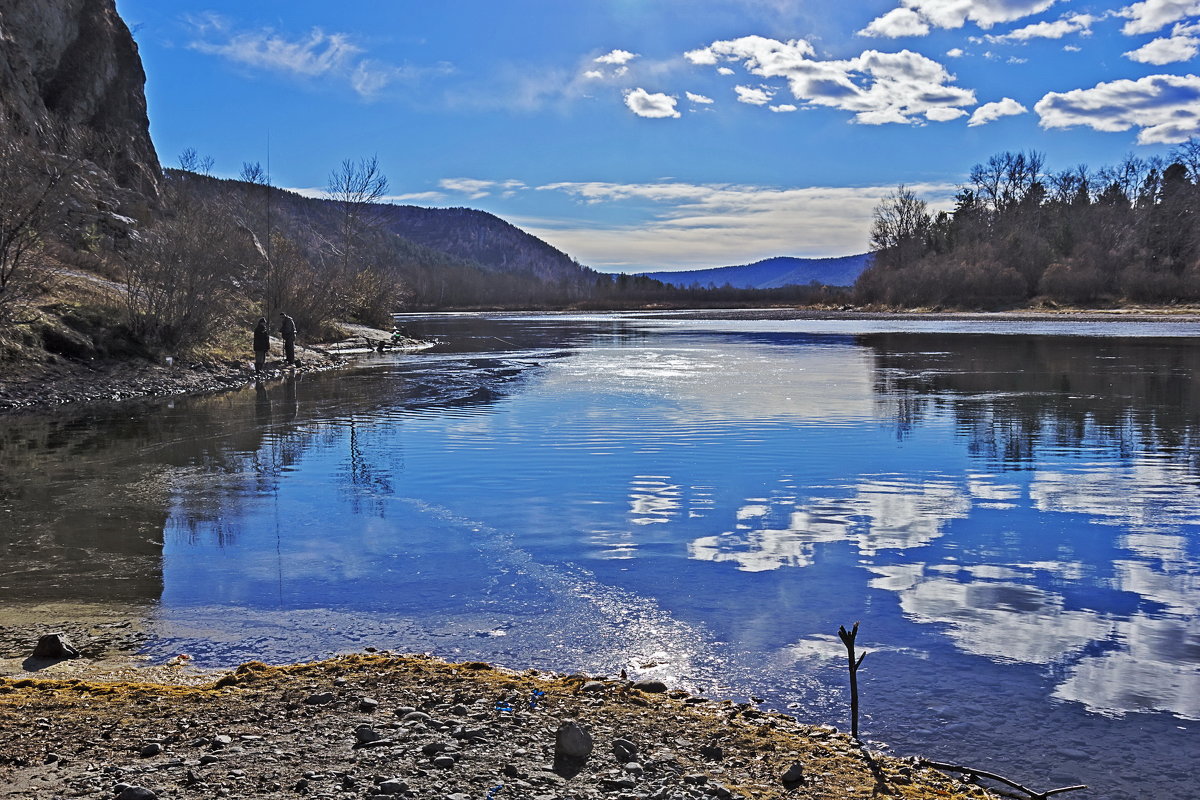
(6, 307), (1199, 414)
(0, 326), (431, 414)
(0, 653), (999, 800)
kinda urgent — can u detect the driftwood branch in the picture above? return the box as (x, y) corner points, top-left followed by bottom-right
(837, 622), (866, 739)
(921, 759), (1087, 799)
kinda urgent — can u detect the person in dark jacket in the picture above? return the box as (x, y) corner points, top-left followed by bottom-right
(279, 312), (297, 365)
(253, 317), (270, 373)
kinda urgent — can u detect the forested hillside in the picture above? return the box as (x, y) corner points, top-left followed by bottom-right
(858, 144), (1200, 307)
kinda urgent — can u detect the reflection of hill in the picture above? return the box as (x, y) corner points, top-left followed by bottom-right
(862, 333), (1200, 463)
(0, 353), (545, 605)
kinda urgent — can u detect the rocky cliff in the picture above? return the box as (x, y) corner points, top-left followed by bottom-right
(0, 0), (159, 196)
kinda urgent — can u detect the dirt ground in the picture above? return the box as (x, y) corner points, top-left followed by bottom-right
(0, 653), (1006, 800)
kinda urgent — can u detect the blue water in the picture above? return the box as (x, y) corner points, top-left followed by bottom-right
(2, 311), (1197, 799)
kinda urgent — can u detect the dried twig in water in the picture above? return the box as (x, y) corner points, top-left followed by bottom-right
(837, 621), (866, 739)
(921, 759), (1087, 799)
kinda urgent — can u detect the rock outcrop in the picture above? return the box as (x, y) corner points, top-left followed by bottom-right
(0, 0), (159, 196)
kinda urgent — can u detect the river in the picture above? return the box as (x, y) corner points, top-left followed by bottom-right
(2, 311), (1197, 799)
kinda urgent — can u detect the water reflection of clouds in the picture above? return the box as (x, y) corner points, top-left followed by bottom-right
(1031, 459), (1200, 532)
(629, 476), (683, 525)
(869, 564), (1117, 665)
(869, 558), (1200, 718)
(545, 342), (876, 421)
(688, 478), (972, 572)
(680, 462), (1199, 718)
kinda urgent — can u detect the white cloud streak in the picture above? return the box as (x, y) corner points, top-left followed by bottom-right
(861, 0), (1061, 37)
(624, 88), (681, 118)
(1035, 73), (1200, 144)
(735, 85), (774, 104)
(986, 13), (1096, 41)
(595, 49), (640, 65)
(1117, 0), (1200, 35)
(522, 180), (954, 270)
(187, 16), (413, 98)
(686, 92), (715, 104)
(1124, 23), (1200, 63)
(859, 8), (932, 37)
(968, 97), (1029, 125)
(686, 35), (976, 124)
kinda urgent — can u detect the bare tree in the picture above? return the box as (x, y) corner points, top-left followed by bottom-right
(122, 183), (251, 350)
(968, 150), (1045, 213)
(870, 184), (930, 270)
(327, 155), (389, 275)
(0, 134), (76, 324)
(1169, 137), (1200, 180)
(177, 147), (215, 176)
(239, 161), (267, 185)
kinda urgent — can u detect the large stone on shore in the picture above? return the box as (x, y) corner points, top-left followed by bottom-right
(612, 737), (639, 763)
(116, 787), (156, 800)
(781, 761), (806, 786)
(632, 679), (668, 693)
(554, 719), (593, 761)
(30, 633), (79, 659)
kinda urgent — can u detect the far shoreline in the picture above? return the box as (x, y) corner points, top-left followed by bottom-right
(3, 306), (1198, 417)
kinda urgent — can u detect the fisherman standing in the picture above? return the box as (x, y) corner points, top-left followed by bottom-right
(252, 316), (270, 374)
(279, 312), (297, 365)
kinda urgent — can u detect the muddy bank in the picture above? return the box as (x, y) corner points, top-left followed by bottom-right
(0, 330), (432, 414)
(0, 653), (1002, 800)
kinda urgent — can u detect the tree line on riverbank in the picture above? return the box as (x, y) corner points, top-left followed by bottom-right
(858, 140), (1200, 308)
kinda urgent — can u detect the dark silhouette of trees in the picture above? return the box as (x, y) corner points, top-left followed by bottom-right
(857, 141), (1200, 308)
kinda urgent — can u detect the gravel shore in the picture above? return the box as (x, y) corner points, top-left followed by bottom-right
(0, 654), (999, 800)
(0, 330), (429, 414)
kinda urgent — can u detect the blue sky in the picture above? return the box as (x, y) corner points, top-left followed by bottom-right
(116, 0), (1200, 272)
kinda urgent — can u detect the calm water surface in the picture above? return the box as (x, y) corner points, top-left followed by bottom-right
(2, 312), (1198, 799)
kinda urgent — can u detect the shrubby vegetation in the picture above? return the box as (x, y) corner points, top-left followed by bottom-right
(858, 141), (1200, 307)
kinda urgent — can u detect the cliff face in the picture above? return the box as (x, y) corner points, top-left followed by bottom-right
(0, 0), (159, 195)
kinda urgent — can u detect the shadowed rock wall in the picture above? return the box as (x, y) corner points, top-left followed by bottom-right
(0, 0), (159, 195)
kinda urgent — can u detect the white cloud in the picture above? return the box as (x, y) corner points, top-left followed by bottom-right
(947, 47), (965, 57)
(438, 178), (526, 199)
(735, 85), (774, 104)
(987, 13), (1096, 41)
(770, 103), (799, 112)
(1124, 24), (1200, 63)
(187, 18), (409, 98)
(595, 49), (640, 65)
(859, 8), (932, 37)
(686, 91), (715, 104)
(584, 69), (605, 79)
(717, 67), (736, 75)
(1117, 0), (1200, 35)
(926, 106), (968, 120)
(523, 179), (953, 270)
(624, 88), (682, 119)
(861, 0), (1061, 37)
(968, 97), (1029, 125)
(1035, 73), (1200, 144)
(1064, 44), (1083, 51)
(687, 36), (976, 125)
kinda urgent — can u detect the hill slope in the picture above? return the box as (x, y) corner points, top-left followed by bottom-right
(641, 254), (871, 289)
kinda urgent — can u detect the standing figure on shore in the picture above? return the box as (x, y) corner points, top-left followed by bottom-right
(253, 317), (270, 374)
(279, 312), (297, 365)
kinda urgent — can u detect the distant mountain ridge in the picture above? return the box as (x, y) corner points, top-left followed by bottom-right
(639, 254), (871, 289)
